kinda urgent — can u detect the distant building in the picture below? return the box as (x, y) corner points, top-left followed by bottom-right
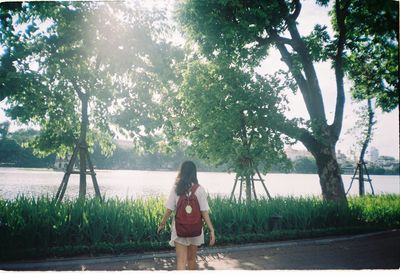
(369, 147), (379, 162)
(285, 146), (312, 161)
(376, 155), (397, 169)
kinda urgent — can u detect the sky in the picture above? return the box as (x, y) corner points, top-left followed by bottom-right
(0, 0), (398, 159)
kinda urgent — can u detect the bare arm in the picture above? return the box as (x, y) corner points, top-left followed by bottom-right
(201, 210), (216, 246)
(157, 208), (172, 234)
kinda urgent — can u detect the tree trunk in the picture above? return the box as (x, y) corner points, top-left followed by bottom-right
(275, 117), (348, 202)
(358, 162), (365, 196)
(313, 144), (347, 202)
(245, 175), (252, 203)
(78, 94), (89, 199)
(359, 99), (374, 162)
(358, 98), (374, 196)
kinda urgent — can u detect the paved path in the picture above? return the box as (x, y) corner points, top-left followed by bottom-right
(1, 229), (399, 271)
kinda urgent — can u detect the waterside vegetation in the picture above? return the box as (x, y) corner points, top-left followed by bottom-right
(0, 194), (399, 260)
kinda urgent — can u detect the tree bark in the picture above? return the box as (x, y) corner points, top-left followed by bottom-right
(78, 94), (89, 199)
(312, 144), (347, 201)
(358, 161), (365, 196)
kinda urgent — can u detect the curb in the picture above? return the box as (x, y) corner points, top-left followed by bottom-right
(1, 229), (397, 270)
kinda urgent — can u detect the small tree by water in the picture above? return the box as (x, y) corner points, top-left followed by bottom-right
(174, 61), (289, 202)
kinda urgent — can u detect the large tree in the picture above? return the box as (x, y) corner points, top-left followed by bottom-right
(0, 1), (180, 199)
(176, 0), (398, 201)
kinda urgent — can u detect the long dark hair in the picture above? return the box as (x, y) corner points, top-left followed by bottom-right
(175, 160), (198, 195)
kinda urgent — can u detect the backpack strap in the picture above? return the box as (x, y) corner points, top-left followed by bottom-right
(191, 184), (200, 194)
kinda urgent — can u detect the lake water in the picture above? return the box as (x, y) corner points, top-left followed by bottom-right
(0, 167), (399, 200)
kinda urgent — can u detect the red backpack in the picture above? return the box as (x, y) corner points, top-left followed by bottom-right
(175, 184), (203, 237)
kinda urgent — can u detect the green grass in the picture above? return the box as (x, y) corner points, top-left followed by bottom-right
(0, 194), (399, 260)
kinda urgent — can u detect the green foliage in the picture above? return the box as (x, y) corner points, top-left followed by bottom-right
(349, 195), (400, 227)
(0, 131), (223, 171)
(0, 194), (398, 260)
(292, 157), (318, 174)
(345, 99), (376, 161)
(176, 0), (398, 128)
(0, 196), (169, 259)
(0, 126), (55, 167)
(209, 196), (365, 234)
(0, 121), (9, 140)
(177, 0), (286, 66)
(176, 0), (398, 202)
(303, 24), (333, 62)
(175, 60), (289, 176)
(343, 0), (399, 112)
(1, 1), (182, 157)
(90, 144), (222, 171)
(8, 128), (39, 145)
(0, 138), (54, 167)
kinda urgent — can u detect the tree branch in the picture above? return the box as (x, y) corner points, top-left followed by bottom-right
(273, 116), (320, 155)
(257, 33), (294, 48)
(255, 36), (274, 47)
(330, 0), (350, 141)
(239, 110), (249, 148)
(275, 0), (327, 125)
(71, 79), (85, 100)
(289, 0), (301, 21)
(276, 36), (295, 47)
(270, 30), (313, 114)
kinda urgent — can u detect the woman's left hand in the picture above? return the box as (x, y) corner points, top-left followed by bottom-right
(209, 230), (216, 246)
(157, 209), (172, 235)
(157, 223), (165, 235)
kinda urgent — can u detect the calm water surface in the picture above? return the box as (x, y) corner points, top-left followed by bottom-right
(0, 167), (398, 200)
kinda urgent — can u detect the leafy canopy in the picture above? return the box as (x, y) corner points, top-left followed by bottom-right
(177, 0), (398, 112)
(176, 60), (289, 176)
(343, 0), (398, 112)
(0, 1), (181, 156)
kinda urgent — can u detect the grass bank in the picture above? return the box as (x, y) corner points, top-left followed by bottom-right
(0, 194), (399, 260)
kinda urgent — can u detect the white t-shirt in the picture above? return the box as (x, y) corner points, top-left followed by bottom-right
(165, 184), (209, 212)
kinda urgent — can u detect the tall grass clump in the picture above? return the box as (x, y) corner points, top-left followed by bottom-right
(0, 195), (170, 260)
(348, 195), (400, 227)
(0, 194), (398, 260)
(209, 196), (358, 240)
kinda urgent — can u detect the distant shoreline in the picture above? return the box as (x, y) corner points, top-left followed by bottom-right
(0, 166), (398, 176)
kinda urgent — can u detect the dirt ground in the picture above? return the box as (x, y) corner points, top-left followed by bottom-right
(1, 229), (399, 271)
